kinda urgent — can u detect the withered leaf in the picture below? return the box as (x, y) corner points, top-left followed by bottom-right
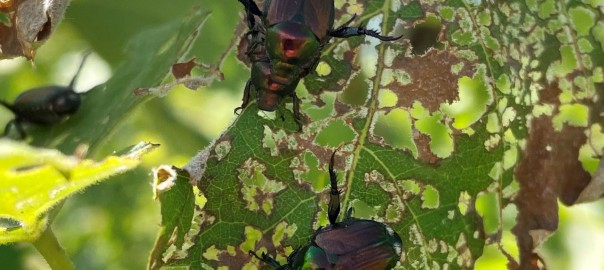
(171, 58), (197, 79)
(0, 0), (69, 60)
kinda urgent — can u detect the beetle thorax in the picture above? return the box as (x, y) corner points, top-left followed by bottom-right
(266, 21), (320, 68)
(52, 91), (81, 115)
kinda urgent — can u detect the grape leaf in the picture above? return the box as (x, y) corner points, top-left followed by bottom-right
(152, 1), (603, 269)
(149, 166), (196, 270)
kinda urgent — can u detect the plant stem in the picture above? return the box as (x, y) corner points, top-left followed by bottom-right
(32, 227), (75, 270)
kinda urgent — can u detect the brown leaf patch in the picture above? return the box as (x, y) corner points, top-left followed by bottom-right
(513, 82), (592, 269)
(172, 58), (197, 79)
(218, 248), (249, 269)
(389, 49), (474, 111)
(414, 131), (440, 165)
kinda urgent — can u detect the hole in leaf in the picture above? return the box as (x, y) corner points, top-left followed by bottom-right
(300, 151), (330, 192)
(314, 119), (356, 147)
(421, 185), (440, 209)
(0, 217), (22, 231)
(373, 109), (418, 157)
(35, 14), (52, 42)
(475, 192), (501, 235)
(349, 199), (377, 219)
(339, 72), (369, 106)
(405, 15), (442, 55)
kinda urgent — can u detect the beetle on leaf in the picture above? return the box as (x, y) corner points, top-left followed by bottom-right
(0, 53), (89, 139)
(235, 0), (402, 130)
(250, 151), (404, 269)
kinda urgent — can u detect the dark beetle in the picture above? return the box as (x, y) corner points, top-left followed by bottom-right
(236, 0), (401, 129)
(250, 151), (404, 269)
(0, 54), (89, 138)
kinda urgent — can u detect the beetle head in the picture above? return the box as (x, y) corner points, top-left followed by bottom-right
(289, 245), (331, 268)
(256, 90), (281, 112)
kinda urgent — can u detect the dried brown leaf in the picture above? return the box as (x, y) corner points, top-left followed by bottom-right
(513, 83), (593, 269)
(171, 58), (197, 79)
(0, 0), (69, 59)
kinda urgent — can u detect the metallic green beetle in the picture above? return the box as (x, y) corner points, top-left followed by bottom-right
(236, 0), (401, 129)
(250, 151), (404, 269)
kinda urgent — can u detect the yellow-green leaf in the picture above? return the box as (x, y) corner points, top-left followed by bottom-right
(0, 140), (155, 244)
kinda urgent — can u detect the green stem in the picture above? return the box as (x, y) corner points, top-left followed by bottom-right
(32, 227), (75, 270)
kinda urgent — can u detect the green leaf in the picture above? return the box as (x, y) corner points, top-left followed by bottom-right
(149, 166), (195, 270)
(27, 9), (212, 156)
(153, 1), (489, 269)
(152, 1), (603, 269)
(0, 140), (155, 244)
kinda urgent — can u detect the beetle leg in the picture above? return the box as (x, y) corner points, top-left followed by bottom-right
(235, 80), (253, 115)
(237, 0), (262, 16)
(328, 151), (341, 225)
(3, 119), (26, 139)
(248, 251), (282, 268)
(2, 119), (14, 137)
(292, 93), (303, 131)
(244, 7), (256, 30)
(245, 36), (262, 57)
(304, 54), (321, 77)
(238, 0), (263, 30)
(0, 102), (20, 138)
(14, 119), (26, 139)
(329, 23), (403, 41)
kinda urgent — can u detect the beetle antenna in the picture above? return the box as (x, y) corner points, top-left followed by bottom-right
(2, 119), (14, 137)
(68, 51), (91, 89)
(0, 100), (15, 113)
(327, 150), (341, 225)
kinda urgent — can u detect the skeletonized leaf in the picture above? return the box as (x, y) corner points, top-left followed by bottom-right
(152, 1), (603, 269)
(148, 166), (196, 270)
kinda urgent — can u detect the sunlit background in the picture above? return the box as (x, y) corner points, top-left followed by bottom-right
(0, 1), (602, 269)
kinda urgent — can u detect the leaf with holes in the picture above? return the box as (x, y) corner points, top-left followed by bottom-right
(151, 1), (603, 270)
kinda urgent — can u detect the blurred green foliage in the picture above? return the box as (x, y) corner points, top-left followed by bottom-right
(0, 1), (245, 269)
(0, 0), (603, 269)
